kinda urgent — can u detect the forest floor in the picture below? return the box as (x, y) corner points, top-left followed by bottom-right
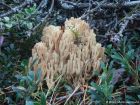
(0, 0), (140, 105)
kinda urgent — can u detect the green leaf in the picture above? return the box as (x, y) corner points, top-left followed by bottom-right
(0, 22), (4, 26)
(34, 102), (40, 105)
(27, 22), (33, 29)
(64, 85), (73, 94)
(41, 92), (46, 105)
(138, 95), (140, 99)
(12, 86), (27, 93)
(101, 82), (110, 97)
(25, 4), (36, 14)
(126, 49), (134, 60)
(36, 68), (42, 81)
(127, 86), (140, 94)
(26, 100), (34, 105)
(99, 72), (107, 83)
(5, 23), (13, 28)
(125, 95), (138, 101)
(100, 61), (106, 70)
(111, 52), (122, 62)
(28, 70), (35, 81)
(21, 59), (28, 68)
(4, 17), (10, 21)
(90, 82), (100, 91)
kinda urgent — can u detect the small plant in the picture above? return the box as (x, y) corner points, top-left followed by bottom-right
(88, 62), (114, 105)
(88, 35), (140, 105)
(11, 69), (48, 105)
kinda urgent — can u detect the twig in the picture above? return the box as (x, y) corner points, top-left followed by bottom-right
(97, 1), (140, 8)
(64, 85), (80, 105)
(0, 2), (27, 18)
(49, 74), (63, 104)
(118, 13), (140, 37)
(59, 0), (90, 10)
(54, 85), (96, 104)
(36, 0), (47, 10)
(110, 13), (140, 43)
(55, 92), (83, 101)
(118, 19), (129, 37)
(29, 0), (54, 36)
(83, 85), (88, 105)
(80, 0), (106, 19)
(25, 0), (49, 20)
(0, 2), (12, 9)
(59, 1), (140, 10)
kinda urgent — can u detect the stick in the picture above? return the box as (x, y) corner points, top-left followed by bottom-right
(0, 2), (27, 18)
(59, 1), (140, 10)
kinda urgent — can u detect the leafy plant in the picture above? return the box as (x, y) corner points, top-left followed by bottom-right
(88, 62), (114, 105)
(10, 69), (47, 105)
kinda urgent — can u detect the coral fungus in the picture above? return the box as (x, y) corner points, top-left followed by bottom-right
(29, 17), (105, 89)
